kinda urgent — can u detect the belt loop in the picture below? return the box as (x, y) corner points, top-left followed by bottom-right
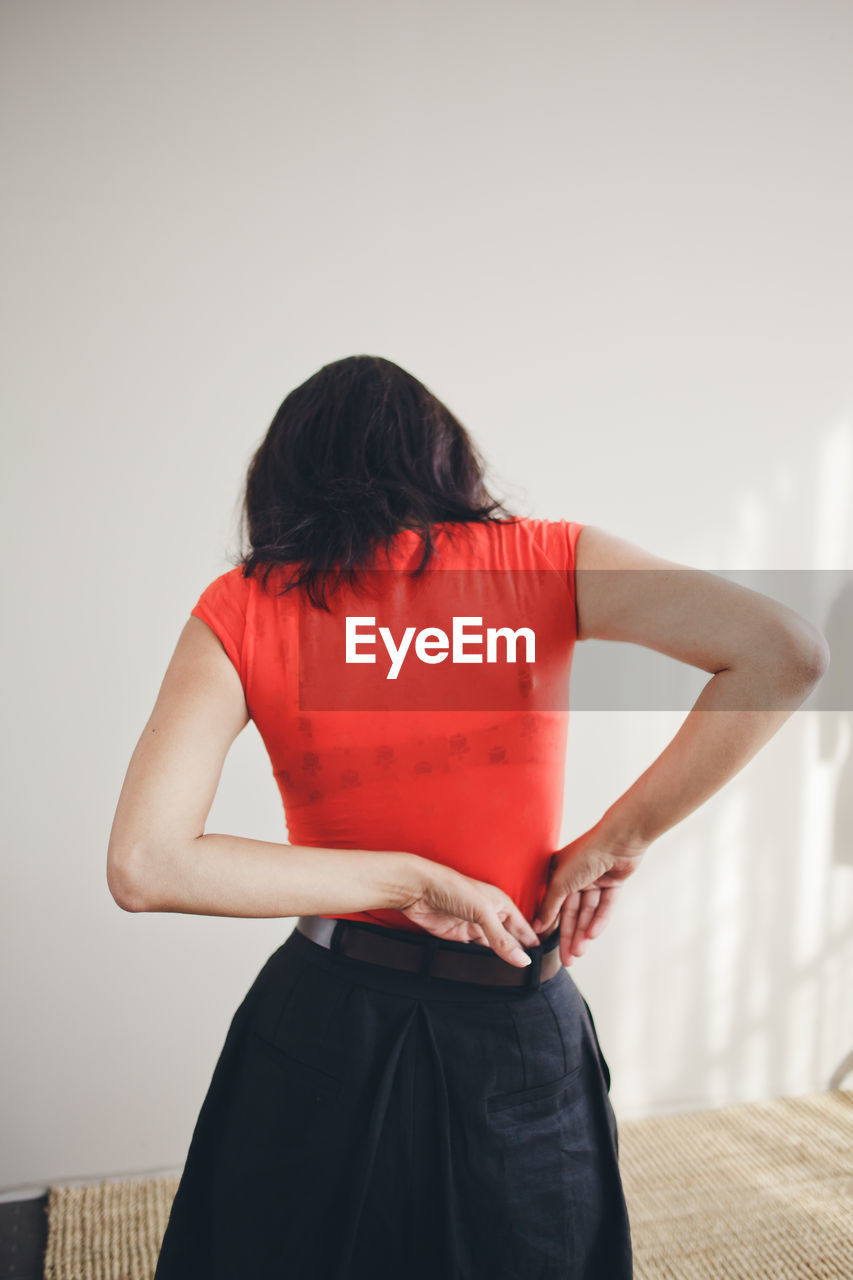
(420, 935), (440, 976)
(525, 943), (543, 990)
(330, 920), (347, 954)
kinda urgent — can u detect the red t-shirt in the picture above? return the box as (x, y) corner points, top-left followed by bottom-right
(190, 517), (584, 933)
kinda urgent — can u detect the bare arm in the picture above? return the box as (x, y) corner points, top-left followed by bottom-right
(106, 615), (539, 964)
(577, 525), (829, 847)
(107, 617), (428, 918)
(535, 524), (830, 962)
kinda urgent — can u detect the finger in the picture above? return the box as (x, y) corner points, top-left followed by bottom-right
(583, 905), (607, 940)
(584, 887), (620, 939)
(570, 888), (601, 955)
(559, 891), (582, 966)
(477, 908), (534, 968)
(534, 888), (568, 936)
(499, 902), (540, 948)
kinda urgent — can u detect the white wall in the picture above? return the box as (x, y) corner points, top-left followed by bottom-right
(2, 0), (851, 1196)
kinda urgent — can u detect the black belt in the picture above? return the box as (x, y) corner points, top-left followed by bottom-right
(295, 915), (562, 988)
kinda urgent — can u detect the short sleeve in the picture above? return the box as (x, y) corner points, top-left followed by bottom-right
(534, 519), (585, 636)
(554, 520), (584, 578)
(190, 567), (250, 680)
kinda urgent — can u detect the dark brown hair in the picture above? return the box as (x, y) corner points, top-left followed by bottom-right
(236, 354), (520, 610)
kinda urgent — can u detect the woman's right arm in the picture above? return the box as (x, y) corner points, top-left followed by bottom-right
(534, 524), (830, 964)
(106, 616), (538, 965)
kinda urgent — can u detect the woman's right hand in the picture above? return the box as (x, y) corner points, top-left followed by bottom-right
(397, 859), (541, 968)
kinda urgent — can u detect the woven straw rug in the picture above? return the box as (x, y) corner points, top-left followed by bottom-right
(43, 1088), (853, 1279)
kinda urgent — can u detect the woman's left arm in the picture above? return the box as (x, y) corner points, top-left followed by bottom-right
(534, 524), (830, 963)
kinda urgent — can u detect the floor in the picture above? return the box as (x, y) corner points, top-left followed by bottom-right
(0, 1198), (48, 1280)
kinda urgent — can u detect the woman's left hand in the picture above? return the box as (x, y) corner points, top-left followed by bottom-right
(533, 826), (649, 967)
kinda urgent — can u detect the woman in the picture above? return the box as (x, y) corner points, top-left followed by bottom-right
(108, 355), (828, 1280)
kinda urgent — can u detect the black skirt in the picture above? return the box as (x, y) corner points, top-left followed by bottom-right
(153, 923), (634, 1280)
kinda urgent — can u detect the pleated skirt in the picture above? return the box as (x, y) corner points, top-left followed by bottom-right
(153, 923), (634, 1280)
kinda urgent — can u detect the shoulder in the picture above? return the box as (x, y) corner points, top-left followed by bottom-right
(189, 565), (260, 679)
(193, 565), (255, 609)
(502, 516), (585, 563)
(190, 566), (259, 644)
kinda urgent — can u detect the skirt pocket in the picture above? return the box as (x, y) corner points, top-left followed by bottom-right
(249, 1031), (345, 1102)
(225, 1028), (346, 1162)
(485, 1061), (582, 1113)
(479, 1060), (595, 1276)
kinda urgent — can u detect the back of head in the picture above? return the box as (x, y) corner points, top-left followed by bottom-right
(238, 354), (518, 609)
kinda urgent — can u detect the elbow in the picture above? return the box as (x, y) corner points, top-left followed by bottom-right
(107, 847), (155, 913)
(791, 625), (830, 685)
(775, 621), (831, 690)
